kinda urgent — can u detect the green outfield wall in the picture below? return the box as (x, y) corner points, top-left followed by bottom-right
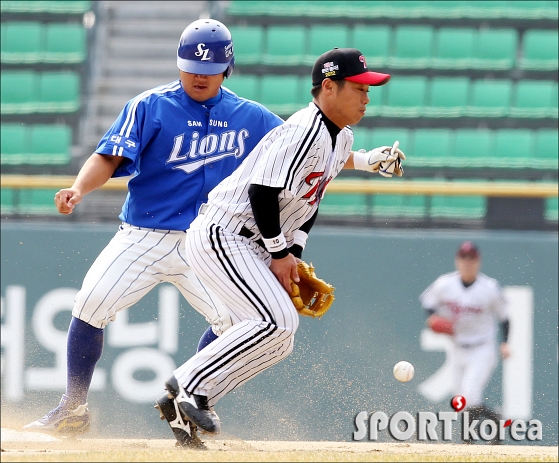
(1, 223), (557, 445)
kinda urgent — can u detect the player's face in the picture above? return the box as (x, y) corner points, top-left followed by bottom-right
(180, 71), (224, 102)
(455, 256), (480, 283)
(332, 80), (370, 126)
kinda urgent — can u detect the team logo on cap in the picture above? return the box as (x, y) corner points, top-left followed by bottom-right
(322, 61), (339, 78)
(359, 55), (367, 68)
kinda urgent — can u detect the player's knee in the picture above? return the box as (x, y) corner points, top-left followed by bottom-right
(73, 291), (117, 329)
(278, 312), (299, 334)
(264, 324), (295, 359)
(283, 336), (295, 357)
(275, 319), (298, 343)
(71, 305), (114, 329)
(212, 316), (233, 334)
(75, 290), (104, 311)
(71, 312), (111, 329)
(290, 315), (299, 334)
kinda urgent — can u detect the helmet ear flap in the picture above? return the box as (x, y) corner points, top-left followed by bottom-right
(224, 57), (235, 78)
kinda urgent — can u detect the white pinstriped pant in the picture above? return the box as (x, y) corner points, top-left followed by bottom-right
(72, 223), (232, 333)
(176, 217), (299, 407)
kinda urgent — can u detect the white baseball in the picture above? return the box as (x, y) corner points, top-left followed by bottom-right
(393, 361), (414, 382)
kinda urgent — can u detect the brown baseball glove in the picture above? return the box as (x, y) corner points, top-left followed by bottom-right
(289, 261), (335, 318)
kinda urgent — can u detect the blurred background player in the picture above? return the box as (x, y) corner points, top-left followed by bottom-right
(420, 241), (511, 443)
(23, 18), (283, 448)
(161, 47), (405, 435)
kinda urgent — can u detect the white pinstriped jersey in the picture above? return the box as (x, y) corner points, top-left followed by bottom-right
(200, 103), (353, 244)
(419, 271), (508, 345)
(177, 103), (352, 405)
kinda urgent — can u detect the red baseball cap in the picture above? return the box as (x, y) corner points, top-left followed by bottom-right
(456, 241), (480, 259)
(312, 48), (390, 87)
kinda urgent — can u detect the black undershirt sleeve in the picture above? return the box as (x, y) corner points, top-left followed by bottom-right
(501, 319), (510, 343)
(248, 184), (288, 259)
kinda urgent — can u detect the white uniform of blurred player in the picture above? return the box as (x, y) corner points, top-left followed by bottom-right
(160, 48), (406, 434)
(420, 241), (511, 441)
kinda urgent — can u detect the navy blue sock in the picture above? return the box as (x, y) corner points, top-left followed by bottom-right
(66, 317), (104, 406)
(197, 326), (219, 352)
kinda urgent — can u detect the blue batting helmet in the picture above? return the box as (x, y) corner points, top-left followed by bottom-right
(177, 19), (235, 78)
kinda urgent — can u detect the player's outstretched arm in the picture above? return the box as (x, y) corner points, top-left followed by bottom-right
(55, 153), (125, 214)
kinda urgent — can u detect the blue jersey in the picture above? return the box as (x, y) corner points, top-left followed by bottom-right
(96, 80), (283, 230)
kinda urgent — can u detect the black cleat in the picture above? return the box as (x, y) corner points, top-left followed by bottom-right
(463, 404), (502, 445)
(154, 393), (206, 450)
(164, 375), (221, 434)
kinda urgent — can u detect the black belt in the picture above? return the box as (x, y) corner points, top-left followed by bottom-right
(239, 226), (265, 249)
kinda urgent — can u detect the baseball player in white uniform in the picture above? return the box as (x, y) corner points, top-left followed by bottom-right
(160, 48), (406, 434)
(23, 19), (284, 448)
(420, 241), (511, 442)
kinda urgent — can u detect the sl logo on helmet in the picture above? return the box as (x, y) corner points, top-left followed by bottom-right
(359, 55), (367, 68)
(195, 43), (211, 61)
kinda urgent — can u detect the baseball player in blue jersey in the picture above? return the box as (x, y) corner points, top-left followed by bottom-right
(23, 19), (283, 448)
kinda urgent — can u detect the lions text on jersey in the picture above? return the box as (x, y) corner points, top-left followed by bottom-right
(96, 83), (283, 229)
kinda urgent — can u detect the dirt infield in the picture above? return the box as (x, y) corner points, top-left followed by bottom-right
(1, 428), (557, 462)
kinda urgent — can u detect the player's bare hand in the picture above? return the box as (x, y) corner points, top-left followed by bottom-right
(500, 343), (511, 359)
(270, 253), (299, 293)
(55, 188), (82, 214)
